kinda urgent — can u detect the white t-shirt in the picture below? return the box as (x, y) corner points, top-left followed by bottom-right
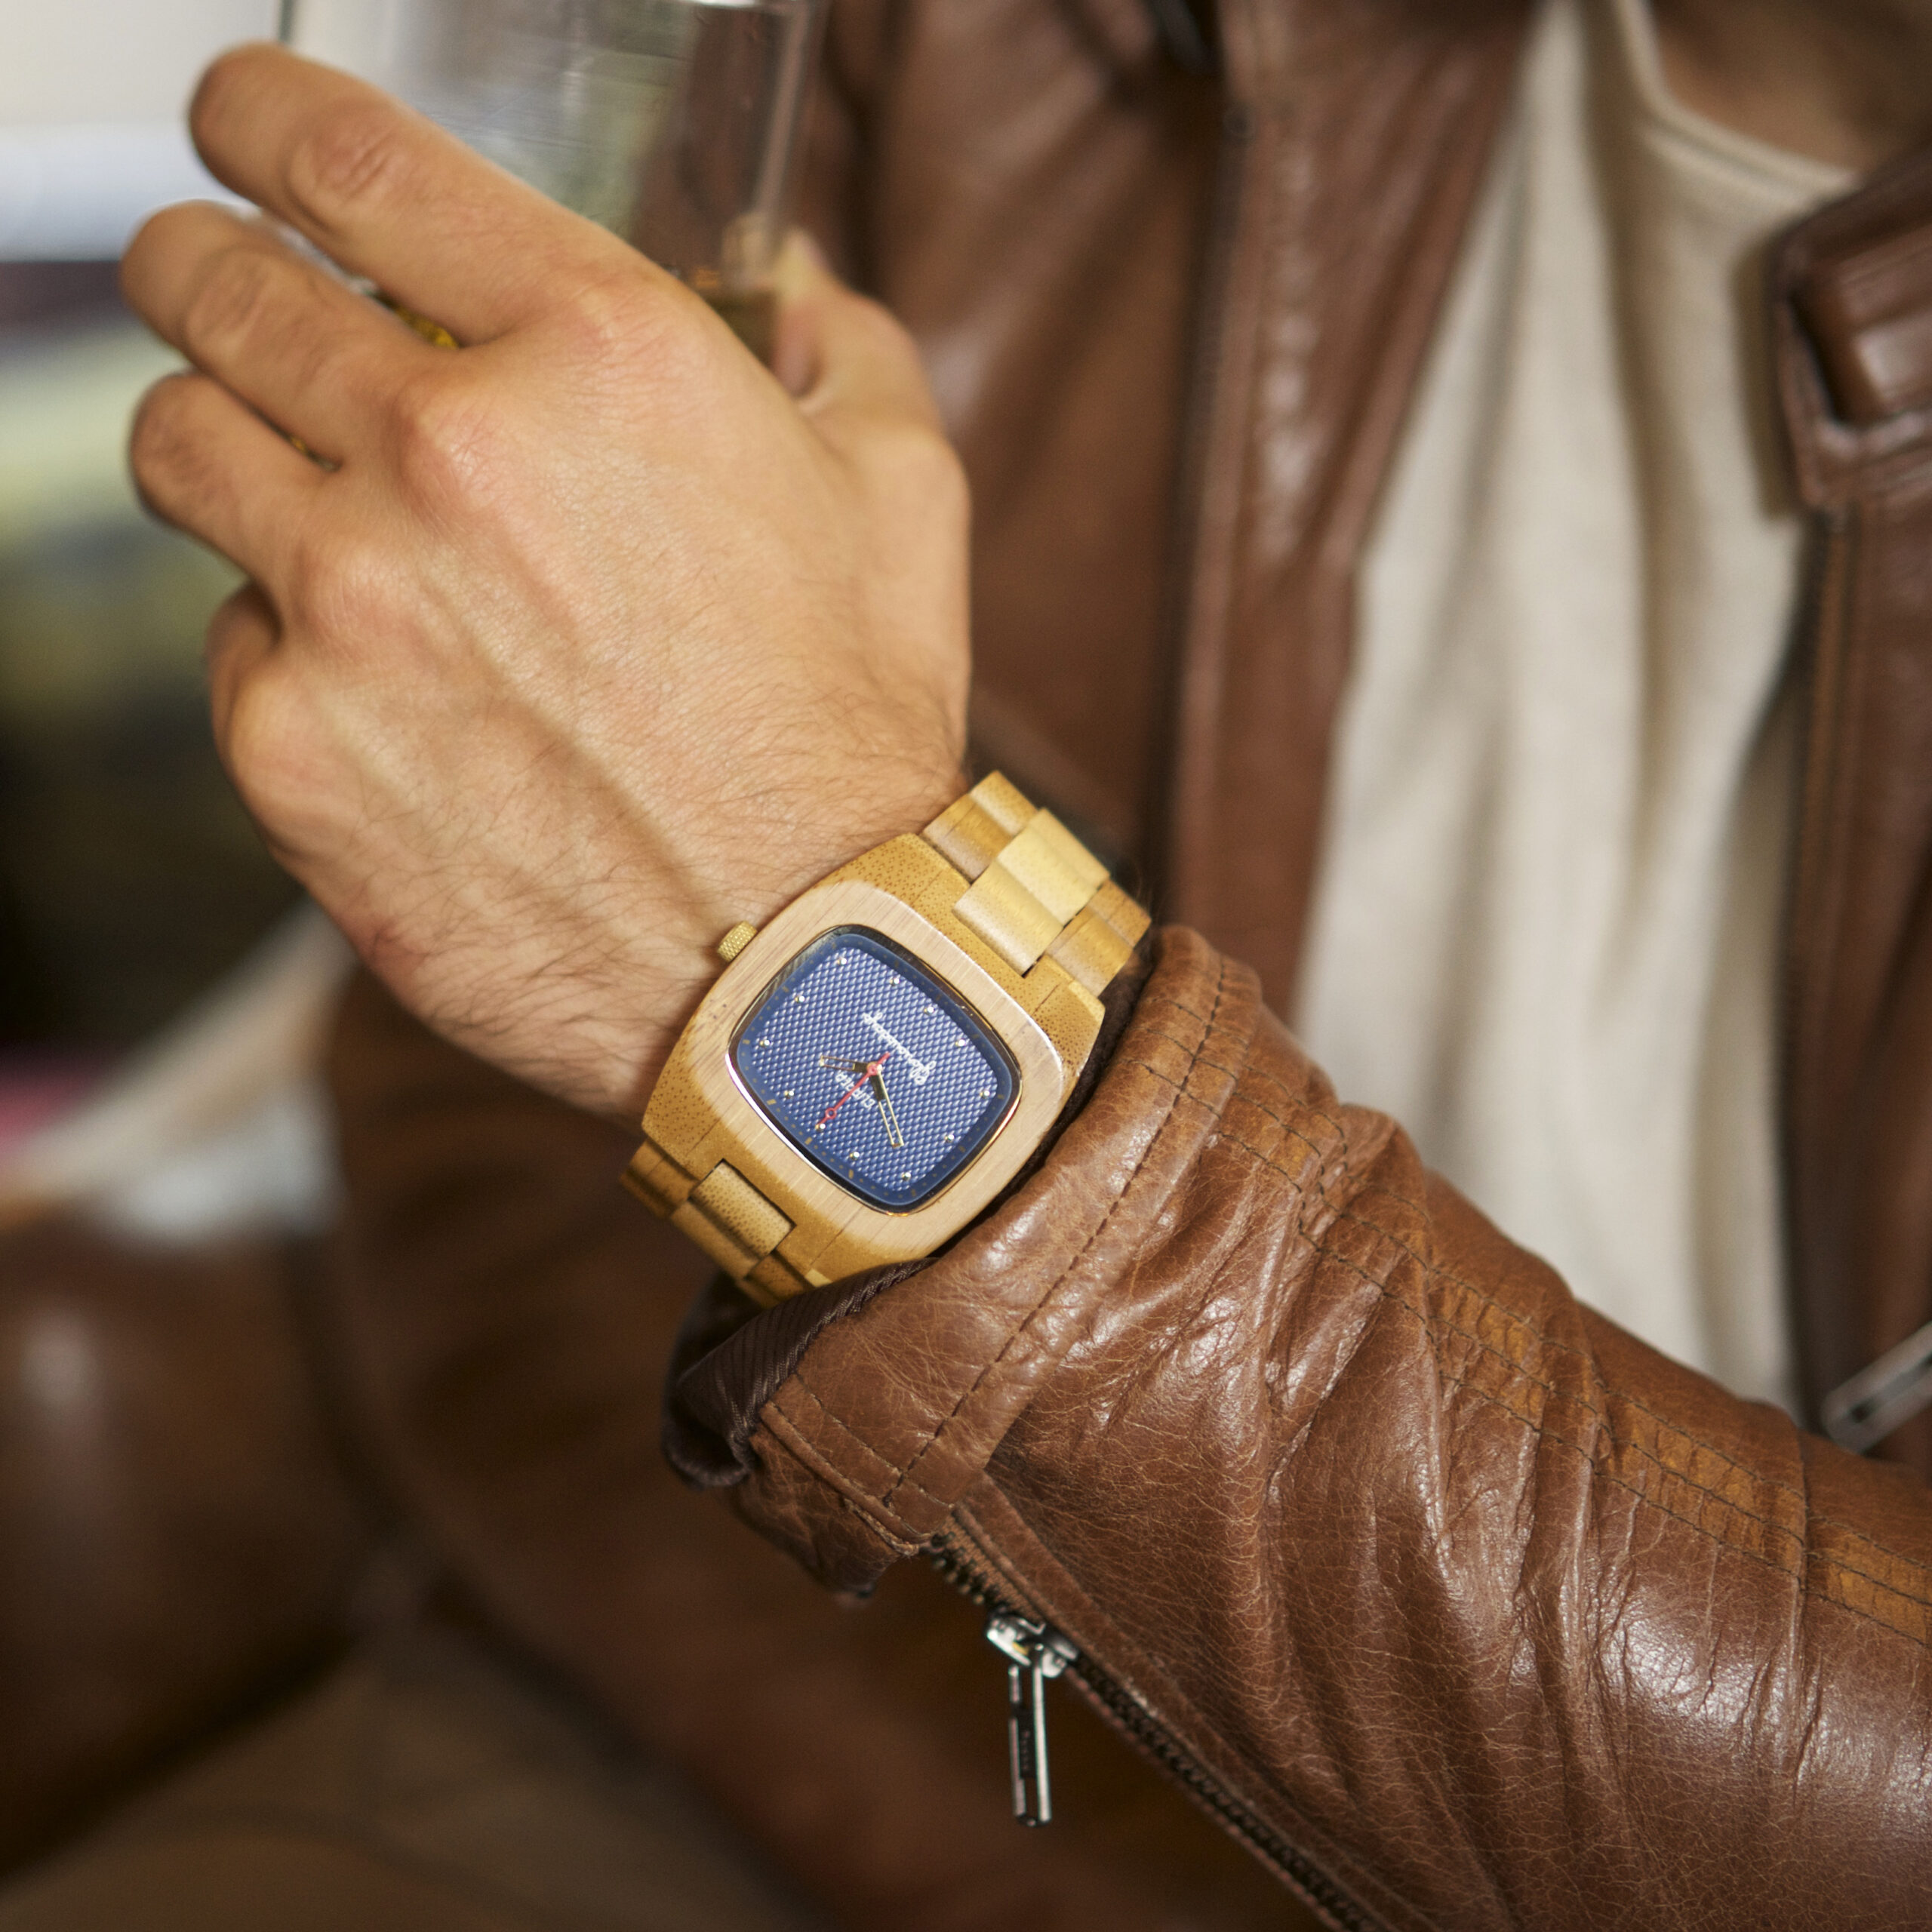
(1294, 0), (1849, 1409)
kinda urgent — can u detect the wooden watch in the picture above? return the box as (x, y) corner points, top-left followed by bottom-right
(623, 773), (1150, 1303)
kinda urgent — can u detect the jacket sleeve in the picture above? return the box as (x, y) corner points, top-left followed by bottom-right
(322, 968), (1303, 1932)
(690, 926), (1932, 1932)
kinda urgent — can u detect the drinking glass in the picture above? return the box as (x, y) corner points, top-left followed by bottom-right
(279, 0), (823, 360)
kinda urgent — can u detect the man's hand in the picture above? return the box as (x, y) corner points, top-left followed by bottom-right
(121, 45), (971, 1119)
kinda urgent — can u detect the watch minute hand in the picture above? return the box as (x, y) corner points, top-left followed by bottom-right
(869, 1072), (906, 1149)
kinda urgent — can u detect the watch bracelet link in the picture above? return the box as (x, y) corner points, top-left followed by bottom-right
(623, 774), (1150, 1303)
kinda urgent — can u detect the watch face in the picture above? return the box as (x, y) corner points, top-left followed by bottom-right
(730, 927), (1021, 1212)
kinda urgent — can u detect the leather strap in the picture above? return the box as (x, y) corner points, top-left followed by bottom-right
(625, 774), (1150, 1303)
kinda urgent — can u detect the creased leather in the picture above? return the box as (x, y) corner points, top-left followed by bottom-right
(727, 929), (1932, 1929)
(325, 972), (1306, 1932)
(663, 940), (1155, 1491)
(664, 1268), (915, 1492)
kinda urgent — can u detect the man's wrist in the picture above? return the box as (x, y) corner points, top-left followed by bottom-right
(613, 762), (973, 1120)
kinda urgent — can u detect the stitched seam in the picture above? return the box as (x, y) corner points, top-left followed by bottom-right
(1214, 1044), (1355, 1128)
(757, 1407), (924, 1555)
(1029, 982), (1927, 1625)
(1432, 1359), (1930, 1638)
(1110, 1062), (1855, 1552)
(1138, 1026), (1359, 1152)
(779, 955), (1930, 1624)
(753, 1414), (927, 1561)
(1205, 1113), (1343, 1182)
(1199, 1106), (1929, 1626)
(1246, 1155), (1829, 1561)
(1200, 1121), (1932, 1612)
(1429, 1349), (1802, 1558)
(1811, 1506), (1932, 1553)
(769, 1377), (910, 1484)
(1331, 1193), (1826, 1512)
(872, 999), (1255, 1518)
(1214, 1112), (1909, 1565)
(1164, 996), (1220, 1027)
(1208, 1107), (1854, 1528)
(1137, 1023), (1241, 1074)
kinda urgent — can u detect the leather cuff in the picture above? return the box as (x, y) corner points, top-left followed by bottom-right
(661, 931), (1157, 1489)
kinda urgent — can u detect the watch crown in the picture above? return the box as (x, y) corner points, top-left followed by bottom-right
(716, 921), (758, 964)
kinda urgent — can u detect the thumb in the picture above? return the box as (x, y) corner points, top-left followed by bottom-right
(769, 230), (946, 439)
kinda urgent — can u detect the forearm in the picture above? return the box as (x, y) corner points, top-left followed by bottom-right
(692, 927), (1932, 1930)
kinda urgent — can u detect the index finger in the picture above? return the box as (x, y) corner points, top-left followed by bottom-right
(187, 42), (641, 342)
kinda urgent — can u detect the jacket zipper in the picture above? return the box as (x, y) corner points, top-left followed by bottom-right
(930, 1535), (1375, 1932)
(1148, 23), (1257, 912)
(1780, 501), (1859, 1429)
(984, 1608), (1079, 1825)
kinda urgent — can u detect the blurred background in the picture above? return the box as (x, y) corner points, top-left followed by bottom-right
(0, 0), (348, 1235)
(0, 2), (376, 1876)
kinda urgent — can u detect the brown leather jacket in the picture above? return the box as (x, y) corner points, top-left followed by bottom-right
(324, 2), (1932, 1927)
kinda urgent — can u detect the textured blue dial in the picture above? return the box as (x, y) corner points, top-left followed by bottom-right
(731, 928), (1020, 1211)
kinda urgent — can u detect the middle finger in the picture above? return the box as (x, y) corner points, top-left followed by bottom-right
(122, 199), (430, 460)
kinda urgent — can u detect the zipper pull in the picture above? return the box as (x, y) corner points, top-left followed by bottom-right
(985, 1611), (1079, 1826)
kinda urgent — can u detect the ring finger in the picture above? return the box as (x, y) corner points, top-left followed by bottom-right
(131, 368), (327, 587)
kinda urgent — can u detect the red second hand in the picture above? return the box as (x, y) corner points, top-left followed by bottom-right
(818, 1052), (891, 1131)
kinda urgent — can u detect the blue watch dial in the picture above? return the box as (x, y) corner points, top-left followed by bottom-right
(730, 927), (1020, 1212)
